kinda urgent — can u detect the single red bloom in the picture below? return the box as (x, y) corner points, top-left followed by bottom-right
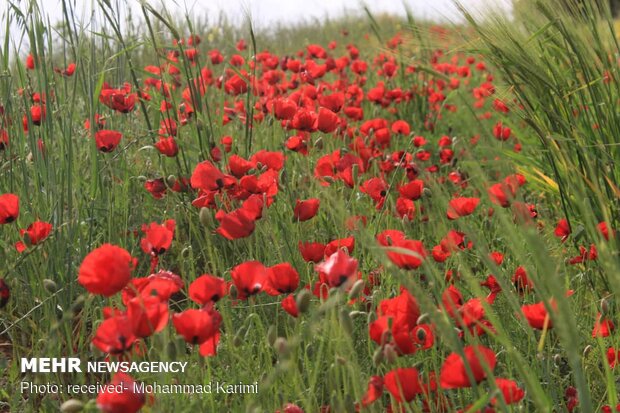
(231, 261), (267, 299)
(593, 313), (615, 337)
(92, 315), (137, 354)
(172, 307), (222, 345)
(493, 378), (525, 405)
(144, 178), (167, 199)
(122, 270), (183, 304)
(265, 262), (300, 295)
(521, 301), (553, 329)
(360, 376), (384, 406)
(281, 294), (299, 317)
(97, 373), (145, 413)
(215, 207), (257, 240)
(154, 137), (178, 157)
(126, 295), (169, 338)
(439, 345), (497, 389)
(188, 274), (227, 305)
(19, 221), (52, 246)
(384, 367), (423, 402)
(554, 219), (571, 241)
(607, 347), (619, 368)
(294, 198), (320, 222)
(298, 241), (326, 263)
(140, 219), (175, 256)
(191, 160), (236, 191)
(78, 244), (135, 297)
(316, 107), (339, 133)
(447, 197), (480, 220)
(95, 130), (122, 152)
(0, 193), (19, 224)
(315, 249), (358, 288)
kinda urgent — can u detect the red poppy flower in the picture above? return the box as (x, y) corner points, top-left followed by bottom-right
(95, 130), (122, 152)
(0, 128), (8, 150)
(231, 261), (267, 299)
(281, 294), (299, 317)
(97, 373), (145, 413)
(122, 270), (183, 304)
(293, 198), (320, 222)
(440, 345), (497, 389)
(17, 221), (52, 251)
(188, 274), (227, 305)
(191, 160), (236, 191)
(140, 219), (175, 256)
(215, 206), (257, 240)
(26, 54), (35, 70)
(126, 295), (169, 338)
(99, 86), (137, 113)
(298, 241), (326, 262)
(607, 347), (619, 368)
(144, 178), (167, 199)
(316, 107), (339, 133)
(361, 376), (384, 406)
(315, 249), (358, 288)
(391, 120), (411, 135)
(172, 307), (222, 345)
(447, 197), (480, 220)
(78, 244), (135, 297)
(593, 313), (615, 337)
(493, 378), (525, 405)
(322, 236), (354, 255)
(92, 315), (137, 354)
(0, 193), (19, 224)
(521, 301), (553, 329)
(554, 219), (571, 241)
(154, 137), (178, 157)
(384, 367), (423, 402)
(265, 262), (300, 295)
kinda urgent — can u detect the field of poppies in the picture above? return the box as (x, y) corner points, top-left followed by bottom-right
(0, 0), (619, 412)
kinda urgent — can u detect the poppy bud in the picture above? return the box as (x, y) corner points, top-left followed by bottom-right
(199, 207), (211, 227)
(314, 136), (323, 150)
(267, 325), (277, 347)
(233, 330), (244, 347)
(422, 187), (432, 197)
(600, 297), (610, 315)
(60, 399), (84, 413)
(372, 347), (384, 366)
(346, 162), (357, 183)
(22, 232), (32, 246)
(166, 175), (176, 187)
(43, 279), (57, 293)
(71, 295), (85, 315)
(348, 279), (365, 300)
(229, 284), (238, 300)
(273, 337), (289, 357)
(383, 344), (398, 364)
(349, 310), (366, 318)
(295, 289), (311, 314)
(339, 308), (353, 336)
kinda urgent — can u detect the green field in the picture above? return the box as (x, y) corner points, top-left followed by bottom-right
(0, 0), (619, 412)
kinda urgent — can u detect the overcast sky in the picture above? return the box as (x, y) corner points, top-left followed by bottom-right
(2, 0), (512, 46)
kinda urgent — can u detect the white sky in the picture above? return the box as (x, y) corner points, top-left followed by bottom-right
(4, 0), (512, 27)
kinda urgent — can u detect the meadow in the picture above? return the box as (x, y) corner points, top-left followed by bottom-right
(0, 0), (618, 412)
